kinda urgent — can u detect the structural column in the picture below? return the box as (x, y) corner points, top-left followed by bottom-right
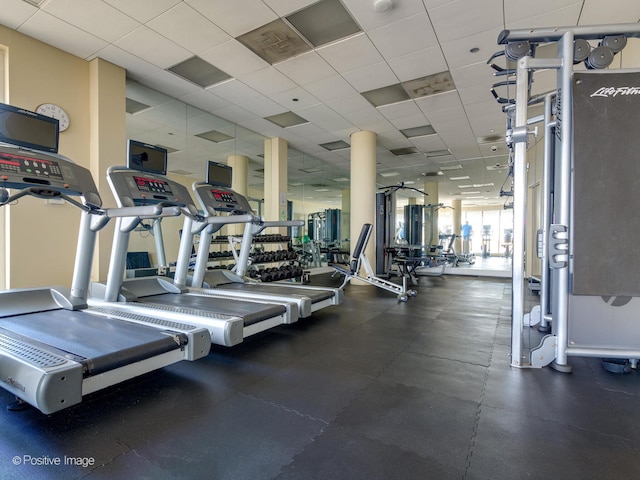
(264, 137), (288, 234)
(227, 155), (248, 235)
(451, 198), (462, 254)
(424, 181), (439, 246)
(350, 131), (376, 281)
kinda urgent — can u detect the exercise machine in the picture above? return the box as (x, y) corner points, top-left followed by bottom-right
(0, 105), (209, 413)
(330, 224), (417, 302)
(183, 161), (343, 316)
(491, 23), (640, 371)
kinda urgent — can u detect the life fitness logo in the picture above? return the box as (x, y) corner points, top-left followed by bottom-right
(601, 296), (632, 307)
(591, 86), (640, 97)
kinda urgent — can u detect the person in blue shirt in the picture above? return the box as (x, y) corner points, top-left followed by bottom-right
(461, 221), (473, 254)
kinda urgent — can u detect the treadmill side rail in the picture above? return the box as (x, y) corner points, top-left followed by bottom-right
(0, 334), (83, 414)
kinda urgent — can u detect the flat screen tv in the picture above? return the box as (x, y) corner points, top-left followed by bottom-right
(206, 160), (232, 188)
(126, 139), (168, 175)
(0, 102), (59, 153)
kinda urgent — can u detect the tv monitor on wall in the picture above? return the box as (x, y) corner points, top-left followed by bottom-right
(126, 139), (168, 176)
(206, 160), (232, 188)
(0, 102), (59, 153)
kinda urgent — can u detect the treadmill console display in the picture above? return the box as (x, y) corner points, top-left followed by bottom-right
(0, 150), (64, 181)
(208, 188), (247, 212)
(133, 175), (174, 196)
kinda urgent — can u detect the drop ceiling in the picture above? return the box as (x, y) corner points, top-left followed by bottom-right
(2, 0), (640, 208)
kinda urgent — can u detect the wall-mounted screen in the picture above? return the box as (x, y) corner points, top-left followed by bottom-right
(126, 139), (168, 175)
(206, 160), (232, 188)
(0, 103), (59, 153)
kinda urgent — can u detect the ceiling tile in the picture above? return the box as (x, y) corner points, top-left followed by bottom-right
(180, 90), (233, 112)
(0, 0), (37, 29)
(43, 0), (140, 43)
(504, 0), (579, 24)
(263, 0), (318, 17)
(185, 0), (279, 37)
(450, 61), (495, 89)
(388, 113), (432, 131)
(18, 10), (107, 59)
(211, 105), (261, 124)
(342, 61), (399, 92)
(440, 27), (504, 70)
(147, 3), (231, 54)
(368, 12), (438, 59)
(342, 0), (426, 31)
(415, 90), (462, 116)
(429, 0), (503, 44)
(115, 25), (192, 69)
(270, 87), (321, 110)
(238, 66), (298, 95)
(274, 51), (336, 86)
(103, 0), (181, 23)
(579, 0), (640, 24)
(89, 45), (163, 79)
(410, 134), (448, 153)
(238, 95), (288, 117)
(387, 46), (449, 82)
(205, 79), (265, 104)
(323, 94), (373, 116)
(507, 2), (583, 29)
(199, 40), (269, 77)
(142, 70), (203, 98)
(305, 75), (359, 102)
(317, 33), (383, 73)
(377, 100), (423, 122)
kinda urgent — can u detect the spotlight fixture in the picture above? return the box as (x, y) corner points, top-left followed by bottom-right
(373, 0), (393, 12)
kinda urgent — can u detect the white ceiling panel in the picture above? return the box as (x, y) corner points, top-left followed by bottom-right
(415, 91), (462, 118)
(465, 101), (508, 138)
(185, 0), (279, 37)
(238, 67), (299, 96)
(103, 0), (181, 24)
(0, 0), (37, 29)
(450, 61), (497, 90)
(90, 45), (163, 79)
(43, 0), (140, 43)
(237, 94), (287, 117)
(274, 52), (336, 86)
(409, 134), (448, 153)
(317, 33), (383, 74)
(142, 70), (202, 98)
(428, 0), (504, 45)
(263, 0), (317, 17)
(211, 105), (261, 125)
(504, 0), (580, 24)
(342, 61), (399, 92)
(368, 12), (438, 59)
(146, 3), (231, 54)
(324, 93), (374, 116)
(387, 113), (432, 130)
(114, 26), (192, 69)
(271, 87), (321, 110)
(199, 40), (269, 78)
(506, 2), (583, 30)
(206, 79), (265, 104)
(579, 0), (640, 24)
(387, 46), (449, 82)
(343, 0), (427, 31)
(440, 27), (504, 70)
(18, 10), (107, 59)
(377, 100), (423, 122)
(457, 82), (497, 107)
(180, 90), (233, 112)
(304, 75), (360, 102)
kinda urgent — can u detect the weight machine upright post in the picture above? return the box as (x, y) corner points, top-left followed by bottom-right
(551, 32), (574, 372)
(510, 54), (531, 367)
(538, 94), (554, 332)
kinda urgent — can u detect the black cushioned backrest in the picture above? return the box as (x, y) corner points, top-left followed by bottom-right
(352, 224), (372, 260)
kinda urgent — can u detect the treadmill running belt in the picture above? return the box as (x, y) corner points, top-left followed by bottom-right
(0, 309), (183, 375)
(217, 283), (334, 303)
(139, 294), (286, 327)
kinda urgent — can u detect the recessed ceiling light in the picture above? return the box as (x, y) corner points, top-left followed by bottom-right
(426, 149), (451, 157)
(380, 172), (399, 177)
(461, 191), (480, 195)
(450, 176), (470, 181)
(470, 47), (480, 53)
(332, 177), (350, 182)
(439, 164), (462, 171)
(315, 188), (330, 192)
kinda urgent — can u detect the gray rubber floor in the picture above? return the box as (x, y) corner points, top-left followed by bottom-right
(1, 274), (639, 479)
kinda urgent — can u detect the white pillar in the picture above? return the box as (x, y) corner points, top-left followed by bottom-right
(350, 131), (376, 283)
(264, 137), (288, 235)
(424, 182), (439, 246)
(452, 198), (462, 253)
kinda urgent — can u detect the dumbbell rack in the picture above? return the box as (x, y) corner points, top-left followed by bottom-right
(244, 234), (306, 283)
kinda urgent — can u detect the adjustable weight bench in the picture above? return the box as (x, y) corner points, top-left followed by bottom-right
(329, 223), (417, 302)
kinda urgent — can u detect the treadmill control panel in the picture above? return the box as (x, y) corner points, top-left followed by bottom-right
(0, 144), (101, 206)
(196, 185), (253, 214)
(133, 175), (174, 196)
(0, 151), (64, 181)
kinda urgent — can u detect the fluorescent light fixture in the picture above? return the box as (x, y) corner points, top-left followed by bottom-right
(390, 146), (419, 156)
(167, 56), (232, 88)
(400, 125), (436, 138)
(426, 149), (451, 157)
(380, 172), (400, 177)
(265, 111), (308, 128)
(474, 183), (495, 188)
(439, 164), (462, 171)
(285, 0), (361, 47)
(461, 191), (480, 195)
(315, 188), (330, 192)
(320, 140), (350, 151)
(332, 177), (350, 182)
(449, 175), (470, 180)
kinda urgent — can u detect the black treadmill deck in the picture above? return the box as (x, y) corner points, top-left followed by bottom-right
(0, 309), (184, 375)
(138, 293), (286, 327)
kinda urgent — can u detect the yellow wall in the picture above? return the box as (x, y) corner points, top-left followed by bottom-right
(0, 25), (125, 289)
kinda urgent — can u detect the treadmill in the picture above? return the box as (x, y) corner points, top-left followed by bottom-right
(0, 107), (209, 414)
(90, 140), (294, 347)
(184, 161), (343, 315)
